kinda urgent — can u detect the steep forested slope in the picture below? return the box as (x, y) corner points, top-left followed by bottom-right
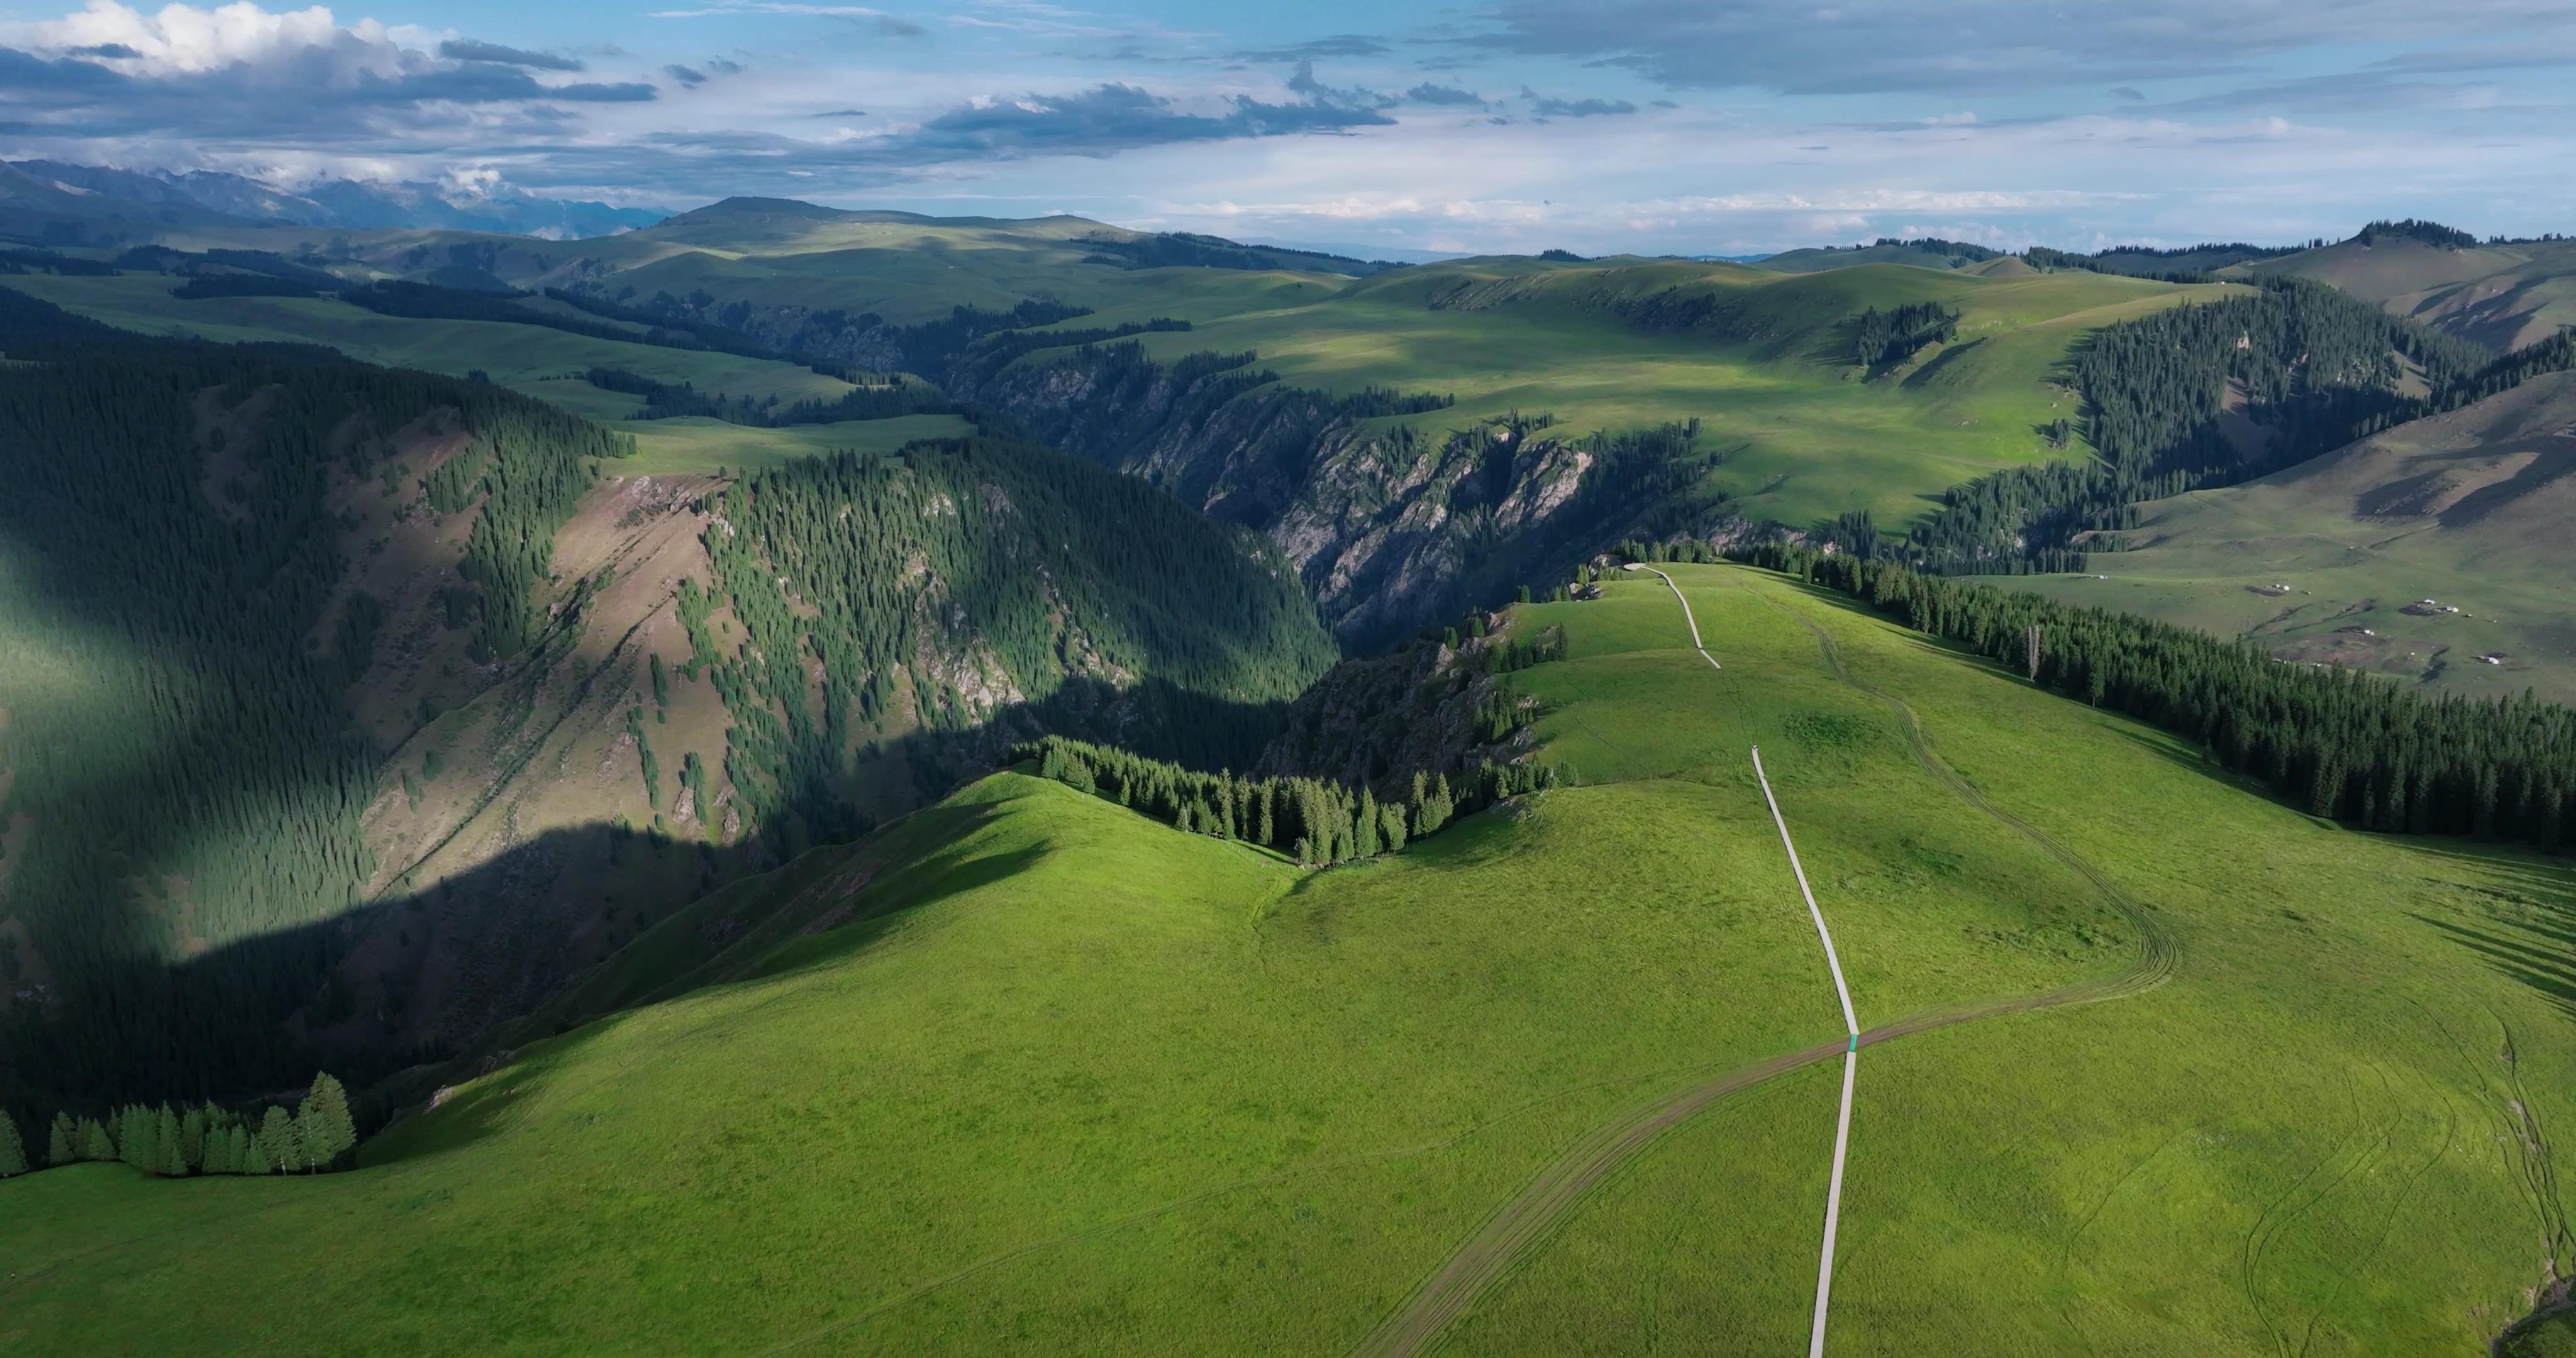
(0, 290), (1334, 1125)
(1904, 277), (2576, 572)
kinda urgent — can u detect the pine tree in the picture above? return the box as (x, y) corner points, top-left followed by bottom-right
(242, 1125), (273, 1176)
(157, 1107), (187, 1177)
(121, 1105), (156, 1172)
(259, 1105), (303, 1174)
(78, 1118), (114, 1162)
(48, 1112), (75, 1166)
(299, 1073), (358, 1171)
(0, 1112), (26, 1177)
(181, 1107), (209, 1171)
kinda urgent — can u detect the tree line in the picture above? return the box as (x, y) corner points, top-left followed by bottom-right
(1852, 301), (1959, 367)
(1729, 541), (2576, 849)
(1902, 276), (2565, 573)
(582, 367), (952, 426)
(1021, 735), (1563, 867)
(21, 1073), (357, 1179)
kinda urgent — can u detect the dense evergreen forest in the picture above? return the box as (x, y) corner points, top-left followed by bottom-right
(1902, 277), (2570, 572)
(1724, 542), (2576, 849)
(0, 289), (633, 1127)
(681, 433), (1339, 847)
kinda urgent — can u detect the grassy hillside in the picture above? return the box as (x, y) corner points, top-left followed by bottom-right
(18, 209), (2229, 536)
(11, 564), (2573, 1354)
(0, 272), (950, 478)
(1997, 370), (2576, 702)
(1078, 258), (2222, 530)
(160, 198), (1379, 326)
(1757, 238), (2001, 273)
(2242, 235), (2576, 351)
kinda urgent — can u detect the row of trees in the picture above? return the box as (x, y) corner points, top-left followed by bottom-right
(1903, 277), (2564, 572)
(583, 367), (952, 427)
(1023, 736), (1563, 866)
(37, 1074), (358, 1178)
(1851, 302), (1959, 368)
(1733, 542), (2576, 849)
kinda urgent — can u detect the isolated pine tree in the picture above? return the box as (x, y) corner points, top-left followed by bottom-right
(0, 1112), (26, 1177)
(299, 1073), (358, 1171)
(48, 1112), (75, 1166)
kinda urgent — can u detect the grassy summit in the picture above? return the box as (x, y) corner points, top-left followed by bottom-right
(9, 565), (2571, 1355)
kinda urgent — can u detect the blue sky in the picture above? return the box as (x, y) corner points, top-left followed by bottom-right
(2, 0), (2572, 253)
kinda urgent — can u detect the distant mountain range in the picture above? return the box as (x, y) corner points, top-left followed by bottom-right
(0, 159), (665, 244)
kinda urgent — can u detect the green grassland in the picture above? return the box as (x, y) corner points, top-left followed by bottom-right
(173, 201), (1368, 326)
(11, 563), (2575, 1354)
(0, 273), (976, 476)
(1994, 369), (2576, 704)
(47, 210), (2246, 532)
(0, 273), (847, 406)
(613, 412), (977, 475)
(1062, 259), (2232, 529)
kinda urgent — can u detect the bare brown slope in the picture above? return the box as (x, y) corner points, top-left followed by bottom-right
(2246, 237), (2576, 352)
(2011, 371), (2576, 702)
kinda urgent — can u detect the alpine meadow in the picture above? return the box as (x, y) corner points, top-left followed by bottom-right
(6, 3), (2576, 1355)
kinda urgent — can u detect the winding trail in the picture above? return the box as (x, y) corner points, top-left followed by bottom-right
(1752, 744), (1860, 1358)
(1346, 567), (2177, 1358)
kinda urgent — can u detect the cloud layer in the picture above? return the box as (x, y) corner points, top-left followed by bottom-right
(0, 0), (2567, 252)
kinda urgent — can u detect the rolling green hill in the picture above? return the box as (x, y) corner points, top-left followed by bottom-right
(8, 563), (2572, 1355)
(1755, 236), (2002, 273)
(1996, 368), (2576, 702)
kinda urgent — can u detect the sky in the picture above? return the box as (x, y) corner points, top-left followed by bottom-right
(1, 0), (2573, 255)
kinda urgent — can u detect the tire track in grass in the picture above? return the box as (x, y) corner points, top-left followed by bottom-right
(1348, 570), (2182, 1358)
(1743, 577), (2179, 986)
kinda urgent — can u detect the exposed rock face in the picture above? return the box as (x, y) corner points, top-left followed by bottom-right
(1257, 620), (1546, 796)
(574, 285), (1735, 649)
(955, 348), (1712, 649)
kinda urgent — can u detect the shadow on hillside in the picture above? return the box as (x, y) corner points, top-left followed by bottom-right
(2414, 912), (2576, 1023)
(2, 656), (1299, 1128)
(1900, 336), (1987, 390)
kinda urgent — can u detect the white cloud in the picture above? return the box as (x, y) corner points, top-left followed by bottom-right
(9, 0), (421, 77)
